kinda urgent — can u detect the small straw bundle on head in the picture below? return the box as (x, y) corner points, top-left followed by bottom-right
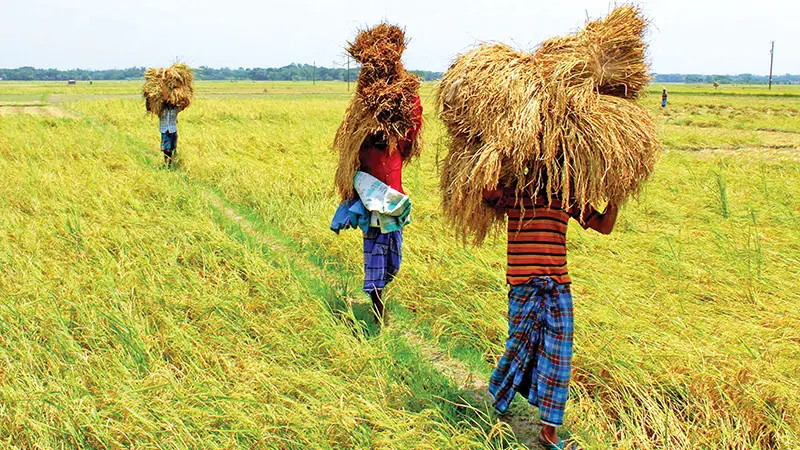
(143, 63), (195, 117)
(333, 24), (422, 200)
(436, 5), (660, 243)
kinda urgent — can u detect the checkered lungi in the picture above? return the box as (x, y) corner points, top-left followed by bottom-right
(160, 131), (178, 152)
(489, 277), (574, 427)
(363, 227), (402, 294)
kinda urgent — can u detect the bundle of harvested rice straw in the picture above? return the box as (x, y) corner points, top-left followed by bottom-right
(333, 24), (423, 199)
(142, 63), (195, 117)
(436, 6), (660, 243)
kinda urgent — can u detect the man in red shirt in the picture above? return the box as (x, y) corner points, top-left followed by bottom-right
(359, 97), (422, 321)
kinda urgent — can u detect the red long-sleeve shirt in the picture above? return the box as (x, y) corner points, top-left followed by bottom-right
(358, 97), (423, 194)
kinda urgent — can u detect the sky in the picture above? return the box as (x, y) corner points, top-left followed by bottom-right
(2, 0), (798, 75)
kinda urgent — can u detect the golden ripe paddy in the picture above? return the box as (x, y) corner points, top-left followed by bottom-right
(0, 81), (798, 449)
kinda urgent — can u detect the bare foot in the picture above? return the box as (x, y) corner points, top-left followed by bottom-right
(370, 289), (386, 324)
(540, 424), (559, 445)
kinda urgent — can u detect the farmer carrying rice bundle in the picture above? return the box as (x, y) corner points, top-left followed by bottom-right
(436, 6), (660, 448)
(143, 63), (194, 165)
(330, 24), (423, 324)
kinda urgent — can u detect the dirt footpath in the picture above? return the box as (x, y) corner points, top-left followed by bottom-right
(0, 106), (79, 118)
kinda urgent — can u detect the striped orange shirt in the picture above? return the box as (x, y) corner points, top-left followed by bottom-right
(491, 192), (599, 285)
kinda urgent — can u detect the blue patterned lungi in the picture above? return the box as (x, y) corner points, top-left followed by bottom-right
(489, 277), (574, 427)
(160, 131), (178, 152)
(363, 227), (402, 294)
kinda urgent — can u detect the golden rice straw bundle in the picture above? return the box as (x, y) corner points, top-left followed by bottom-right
(333, 24), (422, 200)
(436, 5), (660, 243)
(143, 63), (195, 117)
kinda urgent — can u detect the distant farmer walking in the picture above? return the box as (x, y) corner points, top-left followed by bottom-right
(159, 104), (179, 164)
(142, 63), (194, 166)
(662, 88), (668, 107)
(330, 24), (424, 323)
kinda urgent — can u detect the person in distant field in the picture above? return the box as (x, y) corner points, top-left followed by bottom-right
(661, 88), (668, 108)
(159, 99), (179, 165)
(145, 82), (179, 165)
(483, 184), (618, 450)
(358, 97), (423, 322)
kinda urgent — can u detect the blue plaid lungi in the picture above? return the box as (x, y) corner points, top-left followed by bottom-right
(489, 277), (574, 427)
(363, 227), (402, 294)
(160, 131), (178, 152)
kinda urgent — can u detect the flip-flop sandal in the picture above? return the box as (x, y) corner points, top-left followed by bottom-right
(538, 437), (566, 450)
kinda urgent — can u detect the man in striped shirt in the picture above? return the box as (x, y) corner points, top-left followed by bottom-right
(484, 188), (618, 449)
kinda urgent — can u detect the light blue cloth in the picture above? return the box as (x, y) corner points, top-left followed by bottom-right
(330, 199), (371, 234)
(159, 106), (179, 133)
(330, 173), (413, 235)
(353, 171), (412, 233)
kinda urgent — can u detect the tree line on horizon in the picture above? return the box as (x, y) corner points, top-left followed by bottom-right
(0, 64), (442, 82)
(1, 65), (799, 85)
(653, 73), (800, 85)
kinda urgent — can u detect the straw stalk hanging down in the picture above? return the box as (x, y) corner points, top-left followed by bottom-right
(437, 6), (660, 243)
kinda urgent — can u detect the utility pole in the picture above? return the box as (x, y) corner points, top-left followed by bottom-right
(768, 41), (775, 90)
(333, 55), (353, 92)
(313, 61), (316, 85)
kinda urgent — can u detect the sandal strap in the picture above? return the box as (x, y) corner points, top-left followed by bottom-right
(538, 437), (565, 450)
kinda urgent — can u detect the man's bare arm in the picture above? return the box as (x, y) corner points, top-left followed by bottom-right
(482, 188), (504, 211)
(584, 204), (619, 235)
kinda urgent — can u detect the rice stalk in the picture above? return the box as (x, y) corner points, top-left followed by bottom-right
(333, 24), (423, 199)
(143, 63), (195, 117)
(436, 6), (661, 243)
